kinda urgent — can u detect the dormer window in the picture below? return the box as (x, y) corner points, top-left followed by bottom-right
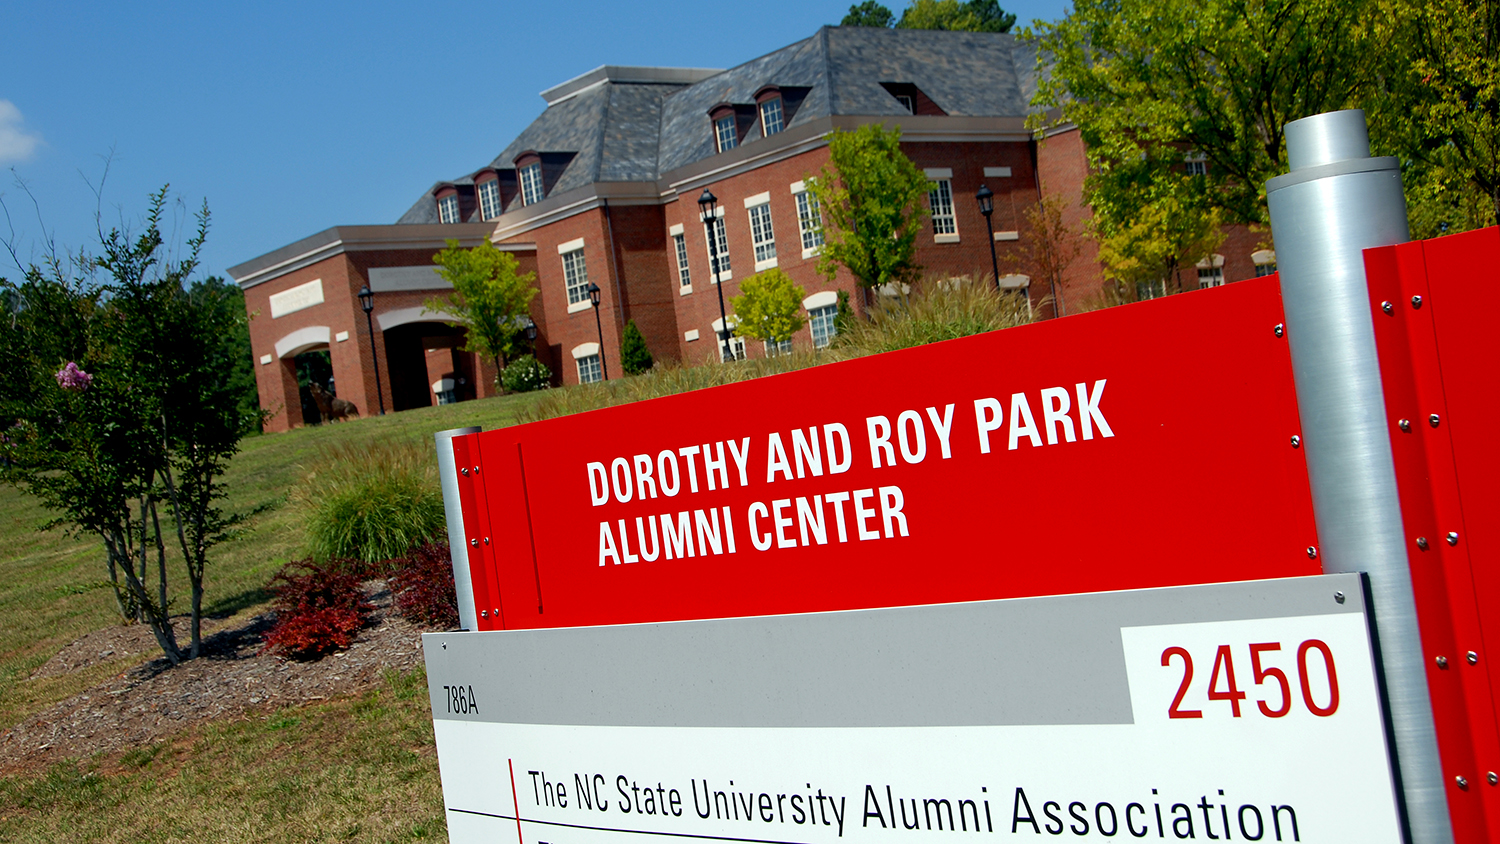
(896, 95), (915, 114)
(437, 193), (460, 224)
(519, 160), (544, 205)
(760, 98), (784, 136)
(715, 113), (738, 152)
(477, 176), (502, 220)
(880, 83), (946, 116)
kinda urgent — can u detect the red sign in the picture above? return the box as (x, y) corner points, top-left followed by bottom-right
(452, 276), (1320, 631)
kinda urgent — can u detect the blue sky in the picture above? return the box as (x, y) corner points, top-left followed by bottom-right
(1, 0), (1069, 280)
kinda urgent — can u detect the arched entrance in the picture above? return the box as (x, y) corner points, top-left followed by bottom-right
(380, 320), (475, 412)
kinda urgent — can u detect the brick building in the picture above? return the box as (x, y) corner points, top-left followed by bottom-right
(231, 25), (1270, 429)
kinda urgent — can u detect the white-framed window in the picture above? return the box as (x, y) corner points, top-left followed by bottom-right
(794, 186), (824, 255)
(1185, 151), (1207, 177)
(705, 211), (731, 278)
(765, 337), (793, 356)
(437, 194), (460, 224)
(712, 317), (745, 362)
(896, 94), (916, 114)
(520, 161), (544, 205)
(1137, 280), (1166, 300)
(930, 179), (954, 241)
(747, 200), (777, 269)
(760, 98), (784, 136)
(809, 305), (837, 349)
(715, 114), (738, 152)
(562, 247), (590, 307)
(577, 354), (603, 384)
(1197, 253), (1226, 288)
(1252, 249), (1277, 277)
(672, 232), (691, 291)
(477, 179), (502, 220)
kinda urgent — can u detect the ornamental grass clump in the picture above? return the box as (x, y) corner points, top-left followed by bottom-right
(296, 439), (445, 565)
(831, 275), (1036, 357)
(261, 559), (372, 660)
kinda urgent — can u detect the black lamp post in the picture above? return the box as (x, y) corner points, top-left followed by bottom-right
(587, 282), (608, 381)
(522, 317), (538, 346)
(976, 184), (1000, 289)
(698, 187), (735, 362)
(357, 284), (385, 415)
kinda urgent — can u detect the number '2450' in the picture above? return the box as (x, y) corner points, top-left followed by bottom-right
(1160, 641), (1339, 719)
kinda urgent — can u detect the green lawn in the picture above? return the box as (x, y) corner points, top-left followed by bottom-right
(0, 390), (544, 751)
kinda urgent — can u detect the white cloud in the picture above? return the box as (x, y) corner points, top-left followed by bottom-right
(0, 100), (43, 164)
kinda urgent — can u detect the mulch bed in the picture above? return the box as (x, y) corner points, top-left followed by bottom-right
(0, 581), (431, 774)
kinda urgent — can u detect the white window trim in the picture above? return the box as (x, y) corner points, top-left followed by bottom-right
(935, 234), (961, 244)
(983, 167), (1012, 178)
(747, 199), (777, 271)
(994, 231), (1020, 241)
(923, 167), (953, 179)
(561, 244), (591, 312)
(571, 342), (600, 360)
(791, 182), (824, 259)
(258, 353), (273, 365)
(1196, 253), (1226, 269)
(705, 208), (732, 282)
(789, 180), (807, 193)
(568, 300), (593, 314)
(437, 194), (460, 224)
(519, 161), (544, 206)
(334, 331), (349, 342)
(668, 223), (684, 236)
(477, 179), (502, 220)
(557, 237), (586, 254)
(1251, 249), (1276, 266)
(928, 177), (958, 243)
(759, 98), (784, 137)
(671, 228), (692, 295)
(710, 316), (746, 361)
(998, 274), (1030, 290)
(802, 290), (838, 310)
(685, 329), (700, 342)
(742, 192), (771, 208)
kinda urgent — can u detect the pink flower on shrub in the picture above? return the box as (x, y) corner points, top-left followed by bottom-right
(55, 362), (93, 391)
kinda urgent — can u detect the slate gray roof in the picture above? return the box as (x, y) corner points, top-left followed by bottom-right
(398, 26), (1040, 222)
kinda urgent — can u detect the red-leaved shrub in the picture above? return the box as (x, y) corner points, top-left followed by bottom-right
(261, 559), (372, 659)
(389, 542), (460, 629)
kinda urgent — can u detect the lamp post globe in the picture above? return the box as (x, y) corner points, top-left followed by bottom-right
(698, 188), (735, 362)
(357, 284), (385, 415)
(586, 282), (608, 381)
(975, 185), (1000, 289)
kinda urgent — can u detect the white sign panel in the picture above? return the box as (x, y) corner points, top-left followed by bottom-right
(425, 576), (1404, 843)
(269, 278), (324, 318)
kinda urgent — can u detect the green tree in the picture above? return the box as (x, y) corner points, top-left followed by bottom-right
(1095, 180), (1225, 301)
(1009, 195), (1084, 317)
(809, 124), (932, 292)
(0, 187), (257, 663)
(1030, 0), (1377, 241)
(898, 0), (1016, 32)
(189, 276), (264, 430)
(427, 240), (538, 387)
(730, 269), (808, 348)
(843, 0), (895, 26)
(619, 320), (654, 375)
(1372, 0), (1499, 234)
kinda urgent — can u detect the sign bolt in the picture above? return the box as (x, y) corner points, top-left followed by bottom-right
(480, 609), (488, 618)
(1467, 651), (1478, 665)
(1290, 435), (1301, 448)
(1430, 413), (1441, 427)
(1417, 536), (1429, 550)
(1334, 591), (1345, 604)
(1381, 301), (1394, 314)
(1412, 295), (1423, 308)
(1398, 419), (1411, 432)
(469, 538), (478, 547)
(1436, 655), (1449, 668)
(1447, 531), (1459, 545)
(460, 467), (470, 476)
(1488, 772), (1498, 786)
(483, 537), (491, 545)
(493, 607), (500, 617)
(1456, 776), (1468, 790)
(473, 465), (480, 473)
(1274, 323), (1285, 338)
(1306, 546), (1318, 559)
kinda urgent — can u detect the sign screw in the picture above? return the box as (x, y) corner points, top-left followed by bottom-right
(1468, 651), (1479, 665)
(469, 538), (478, 547)
(1489, 772), (1498, 786)
(1273, 323), (1284, 337)
(460, 467), (470, 476)
(473, 465), (480, 473)
(1290, 435), (1302, 448)
(1456, 776), (1469, 790)
(1381, 301), (1394, 314)
(1430, 413), (1441, 427)
(1306, 546), (1318, 559)
(483, 537), (491, 545)
(1334, 591), (1345, 604)
(480, 609), (488, 618)
(1417, 536), (1429, 550)
(493, 607), (500, 617)
(1412, 295), (1423, 308)
(1447, 531), (1459, 546)
(1437, 655), (1449, 668)
(1398, 419), (1411, 432)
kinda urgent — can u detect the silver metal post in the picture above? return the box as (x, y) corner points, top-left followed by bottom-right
(435, 426), (482, 632)
(1267, 109), (1450, 843)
